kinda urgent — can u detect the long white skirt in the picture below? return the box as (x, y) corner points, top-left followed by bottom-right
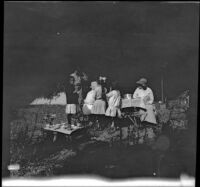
(91, 99), (106, 115)
(105, 106), (121, 117)
(82, 104), (93, 115)
(139, 104), (157, 124)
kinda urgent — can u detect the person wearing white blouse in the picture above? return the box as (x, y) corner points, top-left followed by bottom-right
(133, 78), (157, 124)
(82, 81), (97, 115)
(105, 82), (122, 129)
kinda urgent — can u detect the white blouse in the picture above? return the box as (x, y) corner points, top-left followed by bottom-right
(133, 87), (154, 104)
(84, 90), (96, 105)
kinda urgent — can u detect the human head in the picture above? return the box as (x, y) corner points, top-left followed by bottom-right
(136, 78), (147, 89)
(99, 76), (107, 82)
(75, 83), (81, 90)
(90, 81), (98, 90)
(69, 76), (74, 85)
(82, 72), (88, 81)
(111, 81), (119, 90)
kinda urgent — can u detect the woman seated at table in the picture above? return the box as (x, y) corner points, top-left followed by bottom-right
(105, 81), (122, 130)
(133, 78), (157, 125)
(82, 81), (96, 117)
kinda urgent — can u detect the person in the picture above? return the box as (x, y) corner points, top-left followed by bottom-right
(133, 78), (157, 124)
(99, 76), (109, 95)
(65, 76), (79, 129)
(74, 83), (82, 110)
(105, 82), (122, 129)
(81, 72), (90, 101)
(82, 81), (96, 115)
(91, 80), (106, 129)
(70, 70), (81, 86)
(71, 70), (90, 106)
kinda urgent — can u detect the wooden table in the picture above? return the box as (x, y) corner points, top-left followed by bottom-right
(43, 123), (86, 142)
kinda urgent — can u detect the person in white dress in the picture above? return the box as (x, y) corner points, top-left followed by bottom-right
(133, 78), (157, 124)
(105, 82), (122, 129)
(82, 81), (97, 115)
(89, 80), (106, 129)
(91, 81), (106, 115)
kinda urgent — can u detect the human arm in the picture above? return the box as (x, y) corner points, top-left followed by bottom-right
(144, 88), (154, 104)
(106, 90), (114, 98)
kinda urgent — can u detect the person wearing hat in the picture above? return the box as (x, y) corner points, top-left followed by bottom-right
(133, 78), (157, 124)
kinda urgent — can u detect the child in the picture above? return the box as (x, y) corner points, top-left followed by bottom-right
(82, 81), (96, 115)
(82, 81), (97, 126)
(91, 80), (106, 129)
(65, 76), (79, 129)
(105, 82), (122, 130)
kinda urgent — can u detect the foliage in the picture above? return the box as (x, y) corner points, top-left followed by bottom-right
(9, 105), (68, 177)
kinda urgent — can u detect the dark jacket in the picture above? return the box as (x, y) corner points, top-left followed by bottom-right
(65, 84), (78, 104)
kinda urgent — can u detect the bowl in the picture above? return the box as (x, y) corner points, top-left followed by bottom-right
(123, 94), (132, 99)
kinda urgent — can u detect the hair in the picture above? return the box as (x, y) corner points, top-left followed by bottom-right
(111, 81), (119, 90)
(97, 79), (102, 86)
(69, 76), (75, 81)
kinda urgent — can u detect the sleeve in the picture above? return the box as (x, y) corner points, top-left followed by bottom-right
(133, 88), (140, 99)
(106, 90), (114, 98)
(147, 88), (154, 104)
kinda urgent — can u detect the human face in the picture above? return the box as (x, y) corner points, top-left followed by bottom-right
(138, 84), (147, 90)
(69, 77), (74, 85)
(141, 84), (147, 90)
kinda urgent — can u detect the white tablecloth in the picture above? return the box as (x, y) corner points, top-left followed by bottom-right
(121, 98), (146, 109)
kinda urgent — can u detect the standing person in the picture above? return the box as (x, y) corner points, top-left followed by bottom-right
(133, 78), (157, 124)
(105, 82), (122, 130)
(70, 70), (81, 86)
(81, 72), (90, 102)
(98, 76), (109, 109)
(91, 80), (106, 129)
(65, 76), (79, 129)
(74, 83), (82, 111)
(99, 76), (109, 94)
(71, 70), (89, 106)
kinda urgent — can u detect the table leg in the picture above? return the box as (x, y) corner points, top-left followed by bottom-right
(120, 127), (122, 142)
(53, 132), (57, 142)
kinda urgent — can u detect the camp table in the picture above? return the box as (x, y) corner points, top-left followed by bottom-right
(43, 123), (86, 142)
(120, 98), (147, 144)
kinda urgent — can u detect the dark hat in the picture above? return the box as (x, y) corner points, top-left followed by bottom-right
(136, 78), (147, 85)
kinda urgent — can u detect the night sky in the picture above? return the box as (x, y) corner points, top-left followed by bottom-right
(4, 1), (199, 109)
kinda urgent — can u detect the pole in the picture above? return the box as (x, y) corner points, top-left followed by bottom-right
(161, 71), (164, 103)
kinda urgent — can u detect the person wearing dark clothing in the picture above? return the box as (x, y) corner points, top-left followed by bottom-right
(82, 79), (90, 101)
(65, 77), (79, 128)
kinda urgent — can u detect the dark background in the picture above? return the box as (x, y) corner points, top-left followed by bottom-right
(3, 1), (199, 177)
